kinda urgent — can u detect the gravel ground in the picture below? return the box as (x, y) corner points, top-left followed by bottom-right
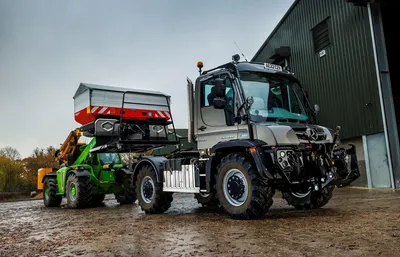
(1, 187), (400, 257)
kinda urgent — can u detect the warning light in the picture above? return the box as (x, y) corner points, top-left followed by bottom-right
(197, 61), (204, 75)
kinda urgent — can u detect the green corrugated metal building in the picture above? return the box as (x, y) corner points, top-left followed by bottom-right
(252, 0), (398, 188)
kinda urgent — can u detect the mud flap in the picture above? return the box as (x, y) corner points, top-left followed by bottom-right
(330, 144), (360, 187)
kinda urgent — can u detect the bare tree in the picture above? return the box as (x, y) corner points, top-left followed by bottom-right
(0, 146), (21, 161)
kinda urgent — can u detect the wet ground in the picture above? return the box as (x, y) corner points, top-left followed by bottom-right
(1, 188), (400, 257)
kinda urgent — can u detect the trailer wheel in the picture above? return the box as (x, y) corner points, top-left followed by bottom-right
(215, 153), (274, 220)
(66, 174), (92, 209)
(115, 174), (137, 204)
(135, 165), (173, 214)
(43, 177), (62, 207)
(194, 192), (218, 208)
(282, 184), (335, 210)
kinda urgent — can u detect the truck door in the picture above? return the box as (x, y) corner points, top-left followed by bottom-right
(195, 73), (238, 150)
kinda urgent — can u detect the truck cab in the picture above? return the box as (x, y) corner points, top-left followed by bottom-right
(192, 59), (323, 150)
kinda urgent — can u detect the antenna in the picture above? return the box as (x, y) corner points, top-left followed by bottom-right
(234, 41), (248, 62)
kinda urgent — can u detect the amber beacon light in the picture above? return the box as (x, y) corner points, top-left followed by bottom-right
(197, 61), (203, 74)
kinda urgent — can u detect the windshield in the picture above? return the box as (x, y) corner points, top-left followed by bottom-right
(239, 71), (313, 123)
(98, 153), (122, 165)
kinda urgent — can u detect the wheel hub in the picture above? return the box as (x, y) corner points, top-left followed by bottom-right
(70, 183), (77, 201)
(223, 169), (248, 207)
(141, 176), (154, 203)
(227, 175), (245, 200)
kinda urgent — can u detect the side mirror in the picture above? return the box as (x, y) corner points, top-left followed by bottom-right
(314, 104), (320, 115)
(213, 98), (227, 109)
(214, 78), (226, 97)
(212, 78), (227, 109)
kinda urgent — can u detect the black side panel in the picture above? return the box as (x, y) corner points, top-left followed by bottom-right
(42, 172), (57, 183)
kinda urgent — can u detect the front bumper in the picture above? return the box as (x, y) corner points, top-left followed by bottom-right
(259, 143), (360, 188)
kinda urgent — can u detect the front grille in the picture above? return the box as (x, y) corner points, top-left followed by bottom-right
(296, 133), (327, 141)
(292, 126), (327, 142)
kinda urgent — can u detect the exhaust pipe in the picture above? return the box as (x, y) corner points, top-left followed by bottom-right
(186, 77), (195, 143)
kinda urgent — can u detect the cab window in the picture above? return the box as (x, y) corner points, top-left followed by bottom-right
(98, 153), (121, 165)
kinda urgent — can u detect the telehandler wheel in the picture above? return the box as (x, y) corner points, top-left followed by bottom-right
(135, 165), (173, 214)
(43, 177), (62, 207)
(215, 153), (274, 220)
(66, 174), (92, 209)
(194, 192), (219, 208)
(115, 174), (137, 205)
(282, 184), (335, 210)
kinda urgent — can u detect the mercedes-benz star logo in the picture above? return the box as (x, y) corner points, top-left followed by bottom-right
(306, 128), (318, 141)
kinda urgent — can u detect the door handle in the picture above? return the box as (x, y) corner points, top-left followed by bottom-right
(198, 125), (207, 131)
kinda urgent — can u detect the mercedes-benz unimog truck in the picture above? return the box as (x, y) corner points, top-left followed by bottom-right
(132, 55), (360, 219)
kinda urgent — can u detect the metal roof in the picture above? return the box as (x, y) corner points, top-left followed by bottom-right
(73, 83), (171, 99)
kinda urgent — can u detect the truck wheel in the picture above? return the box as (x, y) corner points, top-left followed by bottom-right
(194, 192), (218, 208)
(43, 177), (62, 207)
(135, 165), (173, 214)
(66, 174), (92, 209)
(115, 174), (137, 204)
(215, 153), (274, 220)
(92, 194), (106, 206)
(282, 184), (335, 210)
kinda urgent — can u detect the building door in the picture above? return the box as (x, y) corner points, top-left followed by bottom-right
(365, 133), (392, 188)
(368, 1), (400, 189)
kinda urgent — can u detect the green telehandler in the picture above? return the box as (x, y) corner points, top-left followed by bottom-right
(39, 130), (136, 208)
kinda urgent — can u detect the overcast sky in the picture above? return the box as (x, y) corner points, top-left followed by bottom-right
(0, 0), (295, 158)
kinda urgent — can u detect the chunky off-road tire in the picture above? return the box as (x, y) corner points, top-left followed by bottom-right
(115, 175), (137, 205)
(43, 177), (62, 207)
(91, 194), (106, 206)
(194, 192), (219, 208)
(135, 165), (173, 214)
(66, 174), (92, 209)
(215, 153), (275, 220)
(282, 184), (335, 210)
